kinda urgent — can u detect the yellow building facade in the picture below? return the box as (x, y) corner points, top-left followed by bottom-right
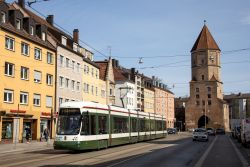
(144, 88), (155, 113)
(0, 2), (56, 142)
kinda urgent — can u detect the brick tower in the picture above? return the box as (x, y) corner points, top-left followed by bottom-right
(185, 23), (229, 131)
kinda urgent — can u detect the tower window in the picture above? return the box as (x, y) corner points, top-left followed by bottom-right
(202, 75), (204, 80)
(207, 87), (211, 92)
(208, 94), (211, 98)
(196, 94), (199, 99)
(208, 100), (212, 105)
(196, 101), (200, 106)
(201, 59), (204, 64)
(196, 88), (199, 92)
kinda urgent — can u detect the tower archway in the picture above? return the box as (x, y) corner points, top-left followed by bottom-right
(198, 115), (209, 128)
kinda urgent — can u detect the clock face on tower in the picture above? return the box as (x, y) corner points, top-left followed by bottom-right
(209, 55), (215, 63)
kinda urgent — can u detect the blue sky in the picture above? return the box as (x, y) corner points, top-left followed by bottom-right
(11, 0), (250, 97)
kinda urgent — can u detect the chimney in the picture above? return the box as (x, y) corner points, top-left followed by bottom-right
(46, 15), (54, 25)
(73, 29), (79, 43)
(112, 59), (116, 67)
(18, 0), (25, 8)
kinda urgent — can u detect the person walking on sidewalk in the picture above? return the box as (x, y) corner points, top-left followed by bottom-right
(43, 128), (49, 142)
(25, 126), (31, 143)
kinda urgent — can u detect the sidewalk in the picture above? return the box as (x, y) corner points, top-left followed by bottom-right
(0, 139), (54, 154)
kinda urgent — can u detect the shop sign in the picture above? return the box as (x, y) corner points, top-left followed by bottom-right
(41, 112), (51, 117)
(10, 109), (26, 113)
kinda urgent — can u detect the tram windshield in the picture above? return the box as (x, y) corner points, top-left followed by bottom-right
(57, 108), (81, 135)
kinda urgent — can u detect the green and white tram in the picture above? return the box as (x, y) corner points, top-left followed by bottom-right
(54, 101), (167, 150)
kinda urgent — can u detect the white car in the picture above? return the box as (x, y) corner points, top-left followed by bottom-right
(193, 128), (209, 142)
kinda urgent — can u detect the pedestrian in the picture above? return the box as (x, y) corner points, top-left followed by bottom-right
(25, 126), (30, 143)
(43, 128), (49, 142)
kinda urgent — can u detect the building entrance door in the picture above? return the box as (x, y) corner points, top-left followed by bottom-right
(198, 115), (209, 128)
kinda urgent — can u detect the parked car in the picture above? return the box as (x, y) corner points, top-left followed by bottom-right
(167, 128), (177, 134)
(216, 128), (225, 135)
(206, 128), (215, 136)
(241, 119), (250, 147)
(193, 128), (209, 142)
(232, 126), (241, 139)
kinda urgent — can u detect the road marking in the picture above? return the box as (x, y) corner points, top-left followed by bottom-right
(229, 137), (250, 167)
(194, 136), (217, 167)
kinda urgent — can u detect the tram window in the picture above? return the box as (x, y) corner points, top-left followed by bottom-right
(151, 120), (155, 131)
(145, 119), (150, 132)
(113, 117), (128, 133)
(156, 121), (162, 131)
(140, 119), (145, 132)
(90, 115), (96, 135)
(98, 115), (107, 134)
(131, 118), (137, 132)
(163, 121), (166, 130)
(80, 113), (89, 135)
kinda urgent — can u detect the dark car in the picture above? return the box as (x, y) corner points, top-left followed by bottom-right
(206, 128), (215, 136)
(216, 128), (225, 134)
(167, 128), (177, 134)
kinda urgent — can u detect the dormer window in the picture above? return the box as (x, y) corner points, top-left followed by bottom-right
(42, 32), (46, 41)
(30, 26), (34, 35)
(61, 36), (67, 46)
(16, 19), (21, 30)
(1, 12), (6, 23)
(73, 43), (78, 52)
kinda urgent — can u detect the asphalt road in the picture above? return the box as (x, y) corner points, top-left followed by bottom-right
(0, 133), (248, 167)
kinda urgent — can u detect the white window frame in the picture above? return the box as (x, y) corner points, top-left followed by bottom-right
(1, 12), (6, 23)
(34, 70), (42, 83)
(46, 74), (53, 86)
(46, 96), (52, 108)
(61, 36), (67, 46)
(72, 60), (75, 71)
(21, 66), (29, 80)
(5, 36), (15, 51)
(21, 42), (29, 56)
(73, 43), (78, 52)
(71, 80), (75, 91)
(20, 92), (28, 105)
(34, 48), (42, 60)
(76, 82), (80, 91)
(33, 94), (41, 106)
(4, 89), (14, 103)
(16, 19), (21, 30)
(66, 58), (70, 68)
(77, 63), (80, 72)
(42, 32), (46, 41)
(5, 62), (14, 77)
(59, 76), (64, 88)
(59, 55), (64, 66)
(47, 52), (53, 64)
(30, 26), (34, 35)
(59, 97), (63, 106)
(65, 78), (69, 88)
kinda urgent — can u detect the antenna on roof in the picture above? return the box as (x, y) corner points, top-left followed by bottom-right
(204, 20), (207, 25)
(27, 0), (50, 7)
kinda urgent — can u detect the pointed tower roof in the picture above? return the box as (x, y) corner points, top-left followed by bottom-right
(191, 24), (220, 52)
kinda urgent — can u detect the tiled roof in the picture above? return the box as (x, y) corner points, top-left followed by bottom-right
(113, 67), (129, 81)
(191, 25), (220, 52)
(95, 61), (108, 81)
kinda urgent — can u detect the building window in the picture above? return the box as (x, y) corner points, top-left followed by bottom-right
(5, 62), (14, 77)
(34, 48), (42, 60)
(46, 74), (53, 86)
(59, 76), (64, 87)
(71, 80), (75, 90)
(5, 36), (15, 51)
(91, 68), (94, 77)
(20, 66), (29, 80)
(195, 88), (199, 93)
(16, 19), (21, 30)
(20, 92), (28, 105)
(84, 65), (87, 74)
(96, 87), (98, 96)
(61, 36), (67, 46)
(207, 87), (211, 92)
(59, 98), (63, 106)
(91, 86), (94, 95)
(65, 78), (69, 88)
(96, 70), (98, 78)
(208, 100), (212, 105)
(76, 82), (80, 91)
(66, 58), (70, 68)
(202, 75), (204, 80)
(101, 90), (105, 97)
(4, 89), (14, 103)
(87, 84), (89, 93)
(59, 55), (63, 66)
(47, 52), (53, 64)
(42, 32), (46, 41)
(208, 94), (211, 98)
(33, 94), (41, 106)
(86, 66), (89, 74)
(77, 63), (80, 72)
(21, 42), (29, 56)
(196, 94), (199, 99)
(110, 89), (113, 96)
(1, 12), (6, 23)
(30, 26), (34, 35)
(46, 96), (52, 108)
(72, 60), (75, 70)
(34, 70), (42, 83)
(196, 101), (200, 106)
(65, 99), (69, 102)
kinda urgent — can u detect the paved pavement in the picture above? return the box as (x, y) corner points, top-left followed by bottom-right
(0, 139), (53, 154)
